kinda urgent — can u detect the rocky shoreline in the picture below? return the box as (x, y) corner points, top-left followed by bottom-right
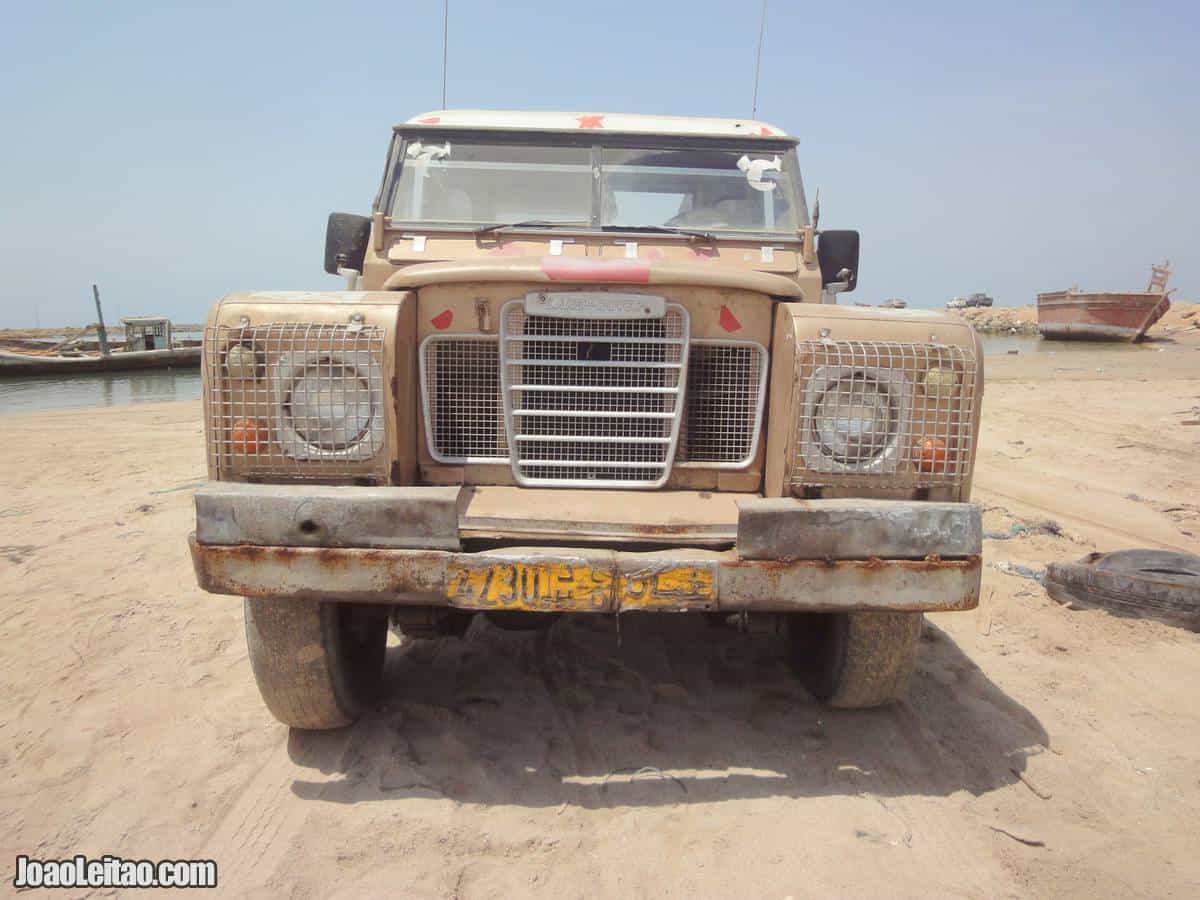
(950, 306), (1040, 335)
(948, 300), (1198, 338)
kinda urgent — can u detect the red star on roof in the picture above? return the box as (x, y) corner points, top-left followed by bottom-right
(577, 114), (605, 129)
(419, 116), (441, 124)
(759, 126), (772, 136)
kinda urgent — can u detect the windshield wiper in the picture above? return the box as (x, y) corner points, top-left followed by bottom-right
(599, 224), (716, 243)
(473, 220), (717, 242)
(473, 219), (582, 237)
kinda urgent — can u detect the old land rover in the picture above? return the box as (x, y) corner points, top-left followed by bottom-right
(189, 110), (983, 729)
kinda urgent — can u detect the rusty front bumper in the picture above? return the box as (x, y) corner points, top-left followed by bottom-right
(189, 483), (982, 614)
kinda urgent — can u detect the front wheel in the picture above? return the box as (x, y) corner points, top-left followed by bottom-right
(787, 611), (922, 709)
(244, 598), (387, 730)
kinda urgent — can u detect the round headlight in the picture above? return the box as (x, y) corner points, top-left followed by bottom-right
(285, 361), (376, 451)
(813, 376), (895, 464)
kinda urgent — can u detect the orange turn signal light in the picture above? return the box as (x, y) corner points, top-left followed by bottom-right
(917, 437), (948, 473)
(231, 418), (268, 453)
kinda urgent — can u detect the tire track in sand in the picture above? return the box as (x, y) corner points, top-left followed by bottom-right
(200, 730), (351, 891)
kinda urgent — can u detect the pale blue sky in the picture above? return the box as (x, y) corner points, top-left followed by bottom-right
(1, 0), (1196, 326)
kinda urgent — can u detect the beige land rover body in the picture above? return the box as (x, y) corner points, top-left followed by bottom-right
(189, 110), (983, 729)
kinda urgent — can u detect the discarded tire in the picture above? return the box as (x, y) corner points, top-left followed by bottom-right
(1045, 550), (1200, 631)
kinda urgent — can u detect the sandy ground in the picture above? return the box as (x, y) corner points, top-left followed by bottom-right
(1, 313), (1198, 898)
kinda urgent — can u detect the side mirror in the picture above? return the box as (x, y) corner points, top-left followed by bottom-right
(323, 213), (371, 276)
(816, 230), (860, 293)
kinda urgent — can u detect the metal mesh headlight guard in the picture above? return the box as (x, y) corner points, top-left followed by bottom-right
(204, 322), (388, 481)
(791, 340), (978, 491)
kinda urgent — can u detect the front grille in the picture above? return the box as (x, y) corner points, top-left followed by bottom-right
(501, 301), (688, 487)
(792, 340), (978, 490)
(420, 328), (766, 479)
(678, 341), (767, 466)
(420, 336), (508, 462)
(205, 323), (387, 481)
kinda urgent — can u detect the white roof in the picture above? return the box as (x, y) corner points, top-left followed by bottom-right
(402, 109), (792, 138)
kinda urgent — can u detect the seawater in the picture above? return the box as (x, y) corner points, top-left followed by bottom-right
(0, 368), (202, 414)
(977, 333), (1160, 356)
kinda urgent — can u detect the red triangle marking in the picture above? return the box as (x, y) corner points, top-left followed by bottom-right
(431, 309), (454, 330)
(719, 305), (743, 332)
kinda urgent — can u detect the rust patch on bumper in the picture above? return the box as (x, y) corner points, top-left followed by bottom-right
(190, 535), (981, 613)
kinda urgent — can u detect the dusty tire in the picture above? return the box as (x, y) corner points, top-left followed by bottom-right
(1045, 550), (1200, 631)
(788, 611), (922, 709)
(244, 598), (387, 730)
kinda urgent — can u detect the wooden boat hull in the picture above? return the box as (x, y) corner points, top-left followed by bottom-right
(0, 346), (201, 376)
(1036, 291), (1170, 342)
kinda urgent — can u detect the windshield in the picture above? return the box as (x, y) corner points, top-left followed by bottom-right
(388, 135), (803, 236)
(600, 147), (797, 233)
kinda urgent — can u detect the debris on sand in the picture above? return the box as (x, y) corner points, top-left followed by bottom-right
(1012, 768), (1053, 800)
(992, 561), (1045, 583)
(985, 519), (1063, 541)
(988, 825), (1046, 848)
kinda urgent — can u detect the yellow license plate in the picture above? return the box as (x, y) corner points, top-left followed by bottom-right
(618, 563), (716, 610)
(444, 559), (716, 612)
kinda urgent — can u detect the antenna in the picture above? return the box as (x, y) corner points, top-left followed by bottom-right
(441, 0), (449, 109)
(751, 0), (768, 117)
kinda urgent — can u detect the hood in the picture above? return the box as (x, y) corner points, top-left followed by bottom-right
(382, 255), (804, 298)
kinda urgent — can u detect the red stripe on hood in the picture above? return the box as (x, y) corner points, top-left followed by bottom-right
(540, 256), (651, 283)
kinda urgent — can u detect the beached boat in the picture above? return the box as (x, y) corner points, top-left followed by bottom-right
(1037, 291), (1171, 342)
(1037, 262), (1173, 342)
(0, 346), (201, 376)
(0, 316), (200, 376)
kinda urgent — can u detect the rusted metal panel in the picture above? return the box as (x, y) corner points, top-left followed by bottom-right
(191, 538), (448, 603)
(737, 499), (981, 561)
(458, 486), (743, 546)
(718, 554), (980, 612)
(194, 482), (462, 551)
(190, 536), (979, 613)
